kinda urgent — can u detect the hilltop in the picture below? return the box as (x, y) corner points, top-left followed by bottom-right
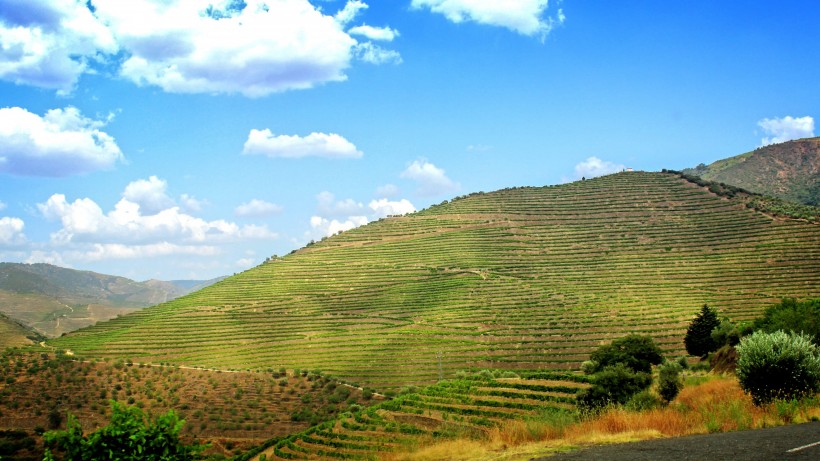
(684, 137), (820, 206)
(0, 263), (222, 337)
(51, 172), (820, 391)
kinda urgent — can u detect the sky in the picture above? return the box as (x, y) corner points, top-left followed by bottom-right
(0, 0), (818, 281)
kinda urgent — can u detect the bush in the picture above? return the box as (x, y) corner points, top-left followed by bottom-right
(736, 331), (820, 405)
(43, 402), (203, 460)
(657, 362), (683, 404)
(685, 305), (720, 357)
(577, 363), (653, 410)
(588, 334), (663, 374)
(626, 390), (662, 411)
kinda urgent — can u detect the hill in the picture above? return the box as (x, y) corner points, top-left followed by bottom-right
(51, 172), (820, 391)
(0, 313), (43, 348)
(683, 137), (820, 206)
(0, 263), (221, 337)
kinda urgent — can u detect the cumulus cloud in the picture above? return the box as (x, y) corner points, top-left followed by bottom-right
(75, 242), (222, 262)
(400, 159), (459, 196)
(758, 116), (815, 146)
(0, 0), (117, 92)
(243, 129), (363, 159)
(0, 216), (25, 245)
(122, 175), (175, 214)
(573, 156), (626, 180)
(2, 1), (401, 96)
(38, 177), (278, 248)
(375, 184), (400, 198)
(235, 199), (284, 218)
(0, 201), (5, 211)
(308, 193), (415, 238)
(179, 194), (206, 213)
(411, 0), (564, 37)
(25, 250), (66, 266)
(349, 24), (399, 41)
(355, 42), (402, 65)
(0, 106), (123, 177)
(369, 198), (415, 218)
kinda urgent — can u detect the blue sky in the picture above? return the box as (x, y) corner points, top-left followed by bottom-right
(0, 0), (818, 281)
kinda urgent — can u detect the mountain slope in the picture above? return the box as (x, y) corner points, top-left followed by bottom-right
(52, 172), (820, 390)
(0, 313), (43, 348)
(0, 263), (221, 337)
(684, 137), (820, 205)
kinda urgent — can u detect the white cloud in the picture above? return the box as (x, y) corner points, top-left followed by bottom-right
(0, 106), (123, 177)
(349, 24), (399, 41)
(758, 116), (815, 146)
(235, 257), (256, 268)
(411, 0), (564, 37)
(573, 156), (625, 180)
(0, 201), (5, 211)
(400, 159), (459, 196)
(25, 250), (66, 266)
(0, 0), (117, 92)
(38, 177), (277, 246)
(307, 193), (416, 238)
(334, 0), (368, 25)
(243, 129), (363, 159)
(0, 216), (25, 245)
(179, 194), (206, 212)
(309, 215), (368, 238)
(93, 0), (357, 97)
(355, 42), (402, 65)
(75, 242), (222, 261)
(235, 199), (284, 218)
(369, 198), (415, 218)
(2, 1), (400, 96)
(375, 184), (400, 198)
(122, 175), (175, 215)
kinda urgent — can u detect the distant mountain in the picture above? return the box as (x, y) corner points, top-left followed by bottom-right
(683, 137), (820, 206)
(0, 263), (222, 338)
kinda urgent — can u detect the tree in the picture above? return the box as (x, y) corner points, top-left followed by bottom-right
(684, 304), (720, 357)
(588, 334), (664, 374)
(736, 331), (820, 405)
(577, 363), (652, 410)
(753, 298), (820, 345)
(43, 401), (203, 461)
(657, 361), (683, 404)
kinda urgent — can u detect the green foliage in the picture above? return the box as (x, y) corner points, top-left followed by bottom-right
(43, 401), (203, 460)
(753, 298), (820, 345)
(684, 305), (720, 357)
(710, 318), (744, 348)
(588, 334), (663, 374)
(736, 331), (820, 405)
(577, 363), (653, 410)
(657, 362), (683, 404)
(625, 390), (662, 411)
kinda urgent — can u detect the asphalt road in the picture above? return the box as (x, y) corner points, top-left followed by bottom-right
(535, 422), (820, 461)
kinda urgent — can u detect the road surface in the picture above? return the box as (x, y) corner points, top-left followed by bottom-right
(536, 422), (820, 460)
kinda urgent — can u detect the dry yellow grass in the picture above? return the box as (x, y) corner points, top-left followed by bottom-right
(390, 374), (820, 461)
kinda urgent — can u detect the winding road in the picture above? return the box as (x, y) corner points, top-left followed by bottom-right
(536, 422), (820, 460)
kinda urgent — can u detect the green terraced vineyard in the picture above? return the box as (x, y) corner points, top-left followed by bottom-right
(51, 172), (820, 390)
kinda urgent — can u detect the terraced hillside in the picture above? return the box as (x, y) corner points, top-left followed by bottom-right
(52, 172), (820, 390)
(0, 314), (42, 348)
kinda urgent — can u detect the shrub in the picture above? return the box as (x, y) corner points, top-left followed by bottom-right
(657, 362), (683, 404)
(577, 363), (653, 410)
(685, 305), (720, 357)
(43, 402), (203, 460)
(626, 390), (662, 411)
(588, 334), (663, 373)
(736, 331), (820, 405)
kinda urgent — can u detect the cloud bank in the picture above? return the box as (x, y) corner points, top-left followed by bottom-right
(400, 159), (459, 196)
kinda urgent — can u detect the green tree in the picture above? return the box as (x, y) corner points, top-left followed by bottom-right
(736, 331), (820, 405)
(684, 304), (720, 357)
(43, 401), (203, 460)
(753, 298), (820, 345)
(577, 363), (653, 410)
(657, 361), (683, 404)
(588, 334), (664, 373)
